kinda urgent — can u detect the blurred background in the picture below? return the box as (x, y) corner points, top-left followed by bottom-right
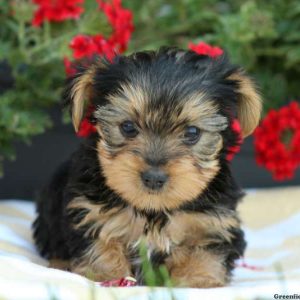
(0, 0), (299, 200)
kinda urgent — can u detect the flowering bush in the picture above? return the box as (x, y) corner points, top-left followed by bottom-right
(0, 0), (133, 176)
(66, 0), (133, 67)
(254, 101), (300, 180)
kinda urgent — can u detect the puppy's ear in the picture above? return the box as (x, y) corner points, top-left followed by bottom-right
(229, 70), (262, 137)
(63, 66), (96, 132)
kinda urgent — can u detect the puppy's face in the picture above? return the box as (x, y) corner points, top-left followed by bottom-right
(65, 48), (261, 211)
(95, 85), (225, 211)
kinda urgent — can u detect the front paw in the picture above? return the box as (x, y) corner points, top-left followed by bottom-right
(70, 240), (131, 281)
(173, 274), (226, 288)
(166, 248), (228, 288)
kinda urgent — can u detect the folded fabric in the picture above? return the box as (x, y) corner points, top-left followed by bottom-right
(0, 187), (299, 300)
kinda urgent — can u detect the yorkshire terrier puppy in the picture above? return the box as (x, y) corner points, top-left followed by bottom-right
(33, 47), (261, 288)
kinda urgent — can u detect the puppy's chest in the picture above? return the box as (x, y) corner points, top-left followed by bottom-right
(89, 207), (235, 254)
(87, 207), (180, 252)
(68, 199), (237, 253)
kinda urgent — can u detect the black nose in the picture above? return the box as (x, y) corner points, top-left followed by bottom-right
(141, 168), (168, 190)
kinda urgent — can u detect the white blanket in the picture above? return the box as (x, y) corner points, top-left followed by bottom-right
(1, 187), (300, 299)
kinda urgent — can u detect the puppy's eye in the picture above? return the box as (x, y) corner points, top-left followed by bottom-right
(183, 126), (201, 145)
(120, 120), (138, 138)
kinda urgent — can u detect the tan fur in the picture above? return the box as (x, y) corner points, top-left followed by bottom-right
(229, 72), (262, 137)
(165, 247), (227, 288)
(98, 144), (219, 211)
(115, 83), (148, 116)
(167, 211), (239, 246)
(70, 65), (99, 132)
(146, 210), (239, 253)
(194, 132), (223, 168)
(176, 93), (218, 124)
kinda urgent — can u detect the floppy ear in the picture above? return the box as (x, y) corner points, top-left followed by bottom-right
(63, 66), (96, 132)
(228, 70), (262, 138)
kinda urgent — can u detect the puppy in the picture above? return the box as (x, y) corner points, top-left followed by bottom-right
(33, 47), (261, 288)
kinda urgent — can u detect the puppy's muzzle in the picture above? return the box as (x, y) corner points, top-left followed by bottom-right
(141, 168), (168, 190)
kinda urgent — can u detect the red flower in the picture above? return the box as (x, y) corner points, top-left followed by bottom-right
(69, 35), (98, 60)
(92, 35), (116, 60)
(63, 57), (77, 77)
(69, 34), (116, 60)
(189, 42), (223, 58)
(98, 277), (137, 287)
(68, 0), (133, 63)
(98, 0), (134, 53)
(227, 119), (243, 161)
(32, 0), (84, 26)
(254, 101), (300, 181)
(77, 118), (97, 137)
(77, 106), (97, 138)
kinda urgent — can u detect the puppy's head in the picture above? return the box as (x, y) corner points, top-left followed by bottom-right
(64, 48), (261, 211)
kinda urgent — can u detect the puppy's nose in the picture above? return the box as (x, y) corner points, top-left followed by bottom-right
(141, 168), (168, 190)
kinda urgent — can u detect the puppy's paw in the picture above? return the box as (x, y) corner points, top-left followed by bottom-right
(166, 247), (228, 288)
(175, 275), (225, 288)
(70, 239), (132, 281)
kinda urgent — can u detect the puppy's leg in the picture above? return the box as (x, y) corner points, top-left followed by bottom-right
(70, 239), (131, 281)
(165, 246), (227, 288)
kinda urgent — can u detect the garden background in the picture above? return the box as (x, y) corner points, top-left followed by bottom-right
(0, 0), (300, 199)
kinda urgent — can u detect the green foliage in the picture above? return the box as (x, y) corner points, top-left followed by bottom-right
(0, 0), (110, 176)
(139, 240), (173, 287)
(125, 0), (300, 112)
